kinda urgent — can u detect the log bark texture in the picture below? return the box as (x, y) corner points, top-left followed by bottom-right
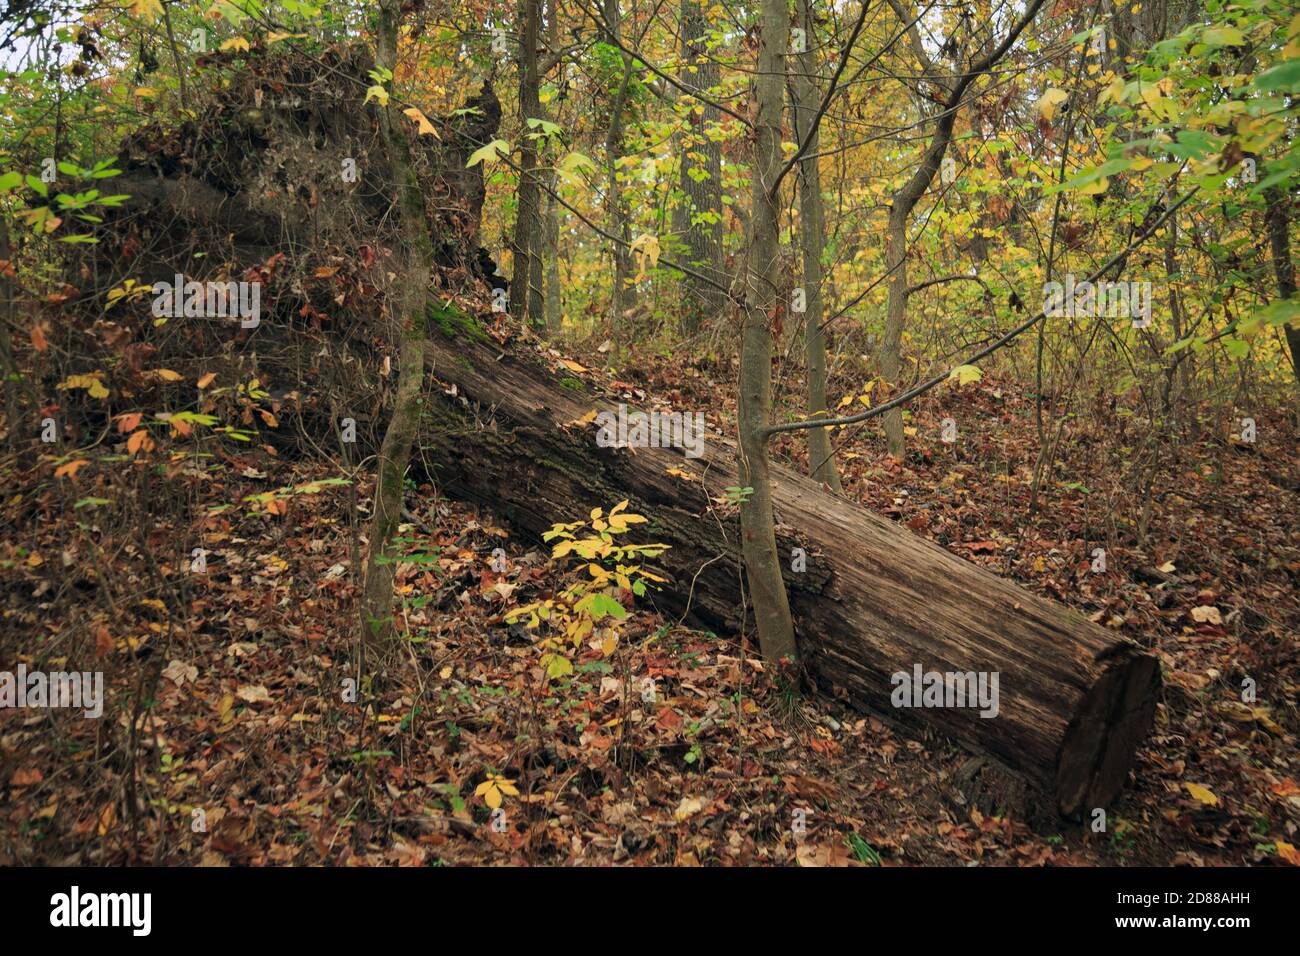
(419, 329), (1160, 817)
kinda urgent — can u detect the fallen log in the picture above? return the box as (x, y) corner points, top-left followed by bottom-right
(418, 326), (1160, 817)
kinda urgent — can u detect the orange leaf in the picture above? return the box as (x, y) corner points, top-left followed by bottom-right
(95, 626), (114, 658)
(54, 459), (89, 479)
(114, 412), (143, 433)
(30, 326), (48, 351)
(197, 372), (217, 389)
(126, 429), (155, 456)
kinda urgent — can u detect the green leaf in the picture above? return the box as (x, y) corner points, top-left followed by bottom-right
(466, 139), (511, 167)
(1255, 59), (1300, 92)
(1050, 157), (1133, 193)
(557, 151), (596, 184)
(576, 592), (628, 621)
(1201, 26), (1244, 47)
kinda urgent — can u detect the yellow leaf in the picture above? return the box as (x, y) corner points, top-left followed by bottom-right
(364, 85), (389, 107)
(128, 0), (164, 19)
(629, 234), (660, 282)
(58, 373), (110, 399)
(1038, 88), (1069, 122)
(560, 359), (587, 373)
(1277, 841), (1300, 866)
(197, 372), (217, 389)
(219, 37), (250, 52)
(402, 107), (440, 138)
(1080, 176), (1110, 196)
(1185, 782), (1219, 806)
(154, 368), (183, 381)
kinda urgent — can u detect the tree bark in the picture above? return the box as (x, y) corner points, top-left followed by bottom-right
(737, 0), (798, 664)
(418, 327), (1161, 816)
(1264, 186), (1300, 432)
(790, 0), (842, 492)
(361, 0), (434, 648)
(604, 0), (636, 325)
(509, 0), (545, 325)
(675, 0), (725, 334)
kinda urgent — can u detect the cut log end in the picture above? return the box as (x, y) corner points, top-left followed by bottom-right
(1055, 651), (1161, 817)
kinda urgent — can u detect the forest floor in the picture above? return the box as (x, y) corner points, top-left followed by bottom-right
(4, 335), (1298, 867)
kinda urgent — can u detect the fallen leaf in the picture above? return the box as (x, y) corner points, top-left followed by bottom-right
(674, 796), (705, 821)
(236, 684), (272, 704)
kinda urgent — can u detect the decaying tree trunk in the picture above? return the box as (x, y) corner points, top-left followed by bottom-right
(418, 327), (1160, 816)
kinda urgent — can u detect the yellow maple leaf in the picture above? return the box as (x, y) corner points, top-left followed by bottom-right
(219, 37), (250, 52)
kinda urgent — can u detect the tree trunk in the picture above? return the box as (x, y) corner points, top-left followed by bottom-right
(542, 0), (563, 334)
(737, 0), (798, 664)
(675, 0), (725, 334)
(361, 0), (435, 648)
(790, 0), (842, 492)
(878, 0), (1045, 456)
(1264, 186), (1300, 432)
(417, 328), (1161, 816)
(509, 0), (544, 325)
(881, 206), (910, 456)
(604, 0), (636, 326)
(543, 178), (563, 333)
